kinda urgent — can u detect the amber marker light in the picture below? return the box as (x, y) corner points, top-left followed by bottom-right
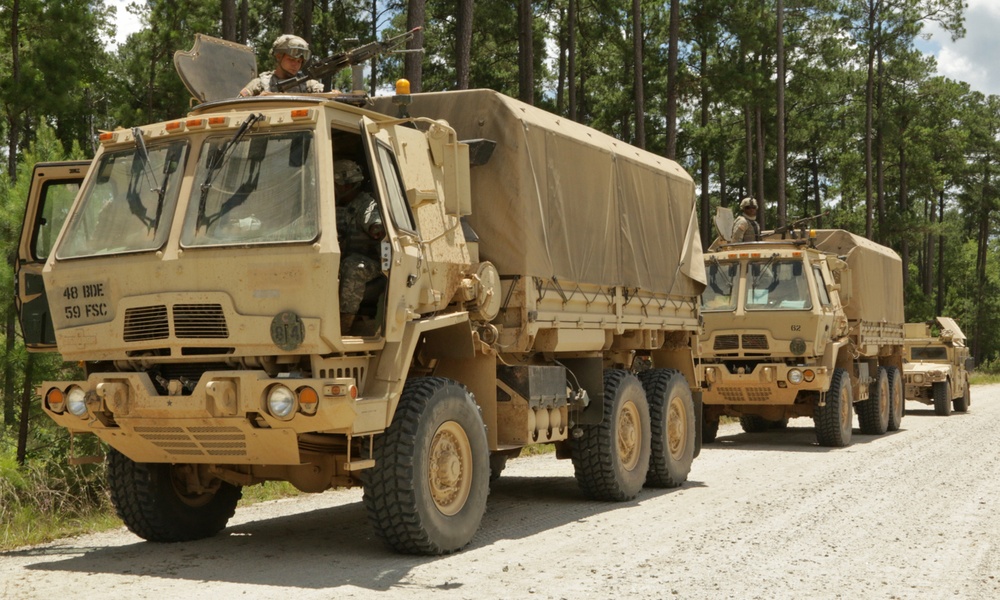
(165, 121), (184, 133)
(396, 78), (411, 95)
(186, 118), (206, 129)
(290, 109), (313, 120)
(208, 116), (228, 127)
(99, 131), (116, 144)
(46, 388), (65, 413)
(803, 369), (816, 382)
(298, 386), (319, 415)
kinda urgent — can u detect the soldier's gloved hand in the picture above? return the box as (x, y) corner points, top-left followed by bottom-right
(368, 223), (385, 240)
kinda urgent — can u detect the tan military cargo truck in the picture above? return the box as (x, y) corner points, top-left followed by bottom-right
(903, 317), (972, 416)
(697, 223), (905, 447)
(15, 84), (706, 554)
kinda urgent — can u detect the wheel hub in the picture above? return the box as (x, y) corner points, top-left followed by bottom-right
(428, 421), (473, 516)
(618, 400), (640, 471)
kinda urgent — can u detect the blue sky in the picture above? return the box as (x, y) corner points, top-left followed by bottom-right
(920, 0), (1000, 97)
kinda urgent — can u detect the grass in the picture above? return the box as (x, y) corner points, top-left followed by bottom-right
(970, 372), (1000, 385)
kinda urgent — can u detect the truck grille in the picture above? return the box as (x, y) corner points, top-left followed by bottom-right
(123, 303), (229, 342)
(742, 335), (769, 350)
(718, 387), (773, 403)
(174, 304), (229, 339)
(123, 306), (169, 342)
(714, 335), (739, 350)
(134, 425), (246, 457)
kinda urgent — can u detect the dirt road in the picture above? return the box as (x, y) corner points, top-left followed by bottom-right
(4, 385), (1000, 599)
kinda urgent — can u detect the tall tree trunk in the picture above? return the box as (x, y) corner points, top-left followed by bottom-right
(222, 0), (237, 41)
(239, 0), (249, 44)
(369, 0), (379, 96)
(924, 194), (934, 296)
(699, 46), (710, 248)
(568, 0), (577, 120)
(665, 0), (679, 157)
(517, 0), (534, 104)
(4, 0), (21, 430)
(899, 137), (910, 288)
(16, 355), (34, 465)
(744, 107), (753, 197)
(811, 146), (822, 227)
(631, 0), (645, 148)
(455, 0), (471, 90)
(3, 308), (15, 428)
(775, 0), (786, 227)
(936, 191), (945, 315)
(301, 0), (313, 44)
(556, 8), (566, 114)
(875, 49), (886, 244)
(863, 5), (877, 239)
(755, 106), (765, 231)
(282, 0), (295, 33)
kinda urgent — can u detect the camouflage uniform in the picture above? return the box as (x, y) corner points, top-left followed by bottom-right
(240, 71), (323, 96)
(732, 214), (761, 242)
(337, 191), (384, 317)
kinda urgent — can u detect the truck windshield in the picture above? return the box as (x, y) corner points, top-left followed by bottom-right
(56, 141), (187, 259)
(702, 260), (739, 312)
(911, 346), (948, 361)
(745, 259), (813, 311)
(181, 130), (318, 247)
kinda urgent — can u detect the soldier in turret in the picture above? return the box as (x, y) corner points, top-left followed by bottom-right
(239, 34), (324, 96)
(732, 197), (762, 242)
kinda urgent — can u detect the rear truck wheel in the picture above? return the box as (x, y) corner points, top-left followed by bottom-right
(770, 418), (789, 430)
(638, 369), (695, 488)
(106, 448), (242, 543)
(362, 377), (489, 555)
(739, 414), (770, 433)
(489, 449), (521, 483)
(858, 367), (890, 435)
(954, 384), (971, 413)
(702, 416), (720, 444)
(814, 368), (853, 447)
(887, 366), (904, 431)
(570, 369), (651, 501)
(933, 381), (952, 416)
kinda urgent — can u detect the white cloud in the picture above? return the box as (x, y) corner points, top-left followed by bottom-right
(105, 0), (144, 49)
(923, 0), (1000, 95)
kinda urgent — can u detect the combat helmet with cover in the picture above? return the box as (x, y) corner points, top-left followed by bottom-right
(334, 159), (365, 186)
(739, 197), (757, 210)
(272, 34), (311, 61)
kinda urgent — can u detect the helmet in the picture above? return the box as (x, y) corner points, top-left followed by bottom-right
(334, 160), (364, 186)
(272, 34), (311, 62)
(740, 197), (758, 210)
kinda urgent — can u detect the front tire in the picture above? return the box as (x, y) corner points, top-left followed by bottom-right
(954, 384), (970, 413)
(571, 370), (651, 501)
(887, 366), (904, 431)
(933, 381), (952, 416)
(362, 377), (490, 555)
(702, 416), (720, 444)
(106, 449), (242, 543)
(638, 369), (695, 488)
(739, 414), (770, 433)
(858, 367), (890, 435)
(814, 368), (853, 447)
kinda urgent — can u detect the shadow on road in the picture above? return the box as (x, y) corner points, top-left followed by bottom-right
(705, 424), (903, 452)
(5, 467), (695, 593)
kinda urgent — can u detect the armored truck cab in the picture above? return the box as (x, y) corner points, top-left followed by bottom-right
(697, 228), (905, 447)
(17, 88), (706, 554)
(903, 317), (972, 415)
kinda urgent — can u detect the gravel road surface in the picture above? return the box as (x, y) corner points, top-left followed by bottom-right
(4, 385), (1000, 599)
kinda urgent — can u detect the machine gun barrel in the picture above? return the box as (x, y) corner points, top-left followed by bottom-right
(275, 27), (421, 92)
(766, 211), (829, 239)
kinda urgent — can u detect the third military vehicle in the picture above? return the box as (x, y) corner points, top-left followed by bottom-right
(697, 218), (905, 447)
(903, 317), (972, 416)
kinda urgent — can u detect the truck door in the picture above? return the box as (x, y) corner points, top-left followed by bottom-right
(360, 118), (422, 342)
(16, 160), (89, 350)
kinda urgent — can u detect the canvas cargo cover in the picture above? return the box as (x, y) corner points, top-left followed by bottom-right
(372, 89), (705, 297)
(812, 230), (904, 325)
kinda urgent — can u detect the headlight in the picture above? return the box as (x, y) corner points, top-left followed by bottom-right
(267, 385), (296, 419)
(787, 369), (804, 384)
(46, 388), (66, 413)
(913, 374), (925, 383)
(704, 367), (717, 383)
(66, 386), (88, 417)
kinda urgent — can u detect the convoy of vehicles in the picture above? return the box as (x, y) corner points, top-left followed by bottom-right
(697, 223), (906, 447)
(15, 70), (706, 553)
(903, 317), (972, 416)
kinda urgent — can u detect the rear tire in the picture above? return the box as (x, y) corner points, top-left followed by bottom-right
(362, 377), (490, 555)
(106, 449), (241, 543)
(887, 366), (904, 431)
(814, 368), (853, 447)
(739, 414), (770, 433)
(858, 367), (890, 435)
(571, 370), (651, 501)
(702, 416), (719, 444)
(933, 381), (952, 416)
(638, 369), (695, 488)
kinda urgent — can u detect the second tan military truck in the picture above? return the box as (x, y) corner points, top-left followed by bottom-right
(697, 224), (905, 447)
(16, 81), (706, 554)
(903, 317), (972, 415)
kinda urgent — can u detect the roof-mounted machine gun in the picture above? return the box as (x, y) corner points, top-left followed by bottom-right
(275, 27), (421, 93)
(764, 211), (830, 243)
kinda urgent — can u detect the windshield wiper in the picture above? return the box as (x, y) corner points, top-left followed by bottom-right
(709, 255), (734, 290)
(126, 127), (163, 230)
(750, 253), (779, 290)
(197, 113), (264, 230)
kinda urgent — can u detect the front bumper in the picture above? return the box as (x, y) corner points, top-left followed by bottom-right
(39, 370), (388, 465)
(698, 363), (831, 405)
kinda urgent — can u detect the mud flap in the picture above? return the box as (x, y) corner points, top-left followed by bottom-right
(692, 390), (703, 458)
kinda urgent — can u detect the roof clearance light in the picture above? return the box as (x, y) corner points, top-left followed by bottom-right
(792, 252), (802, 257)
(290, 109), (313, 120)
(98, 132), (116, 144)
(186, 118), (206, 129)
(208, 116), (228, 127)
(165, 121), (184, 133)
